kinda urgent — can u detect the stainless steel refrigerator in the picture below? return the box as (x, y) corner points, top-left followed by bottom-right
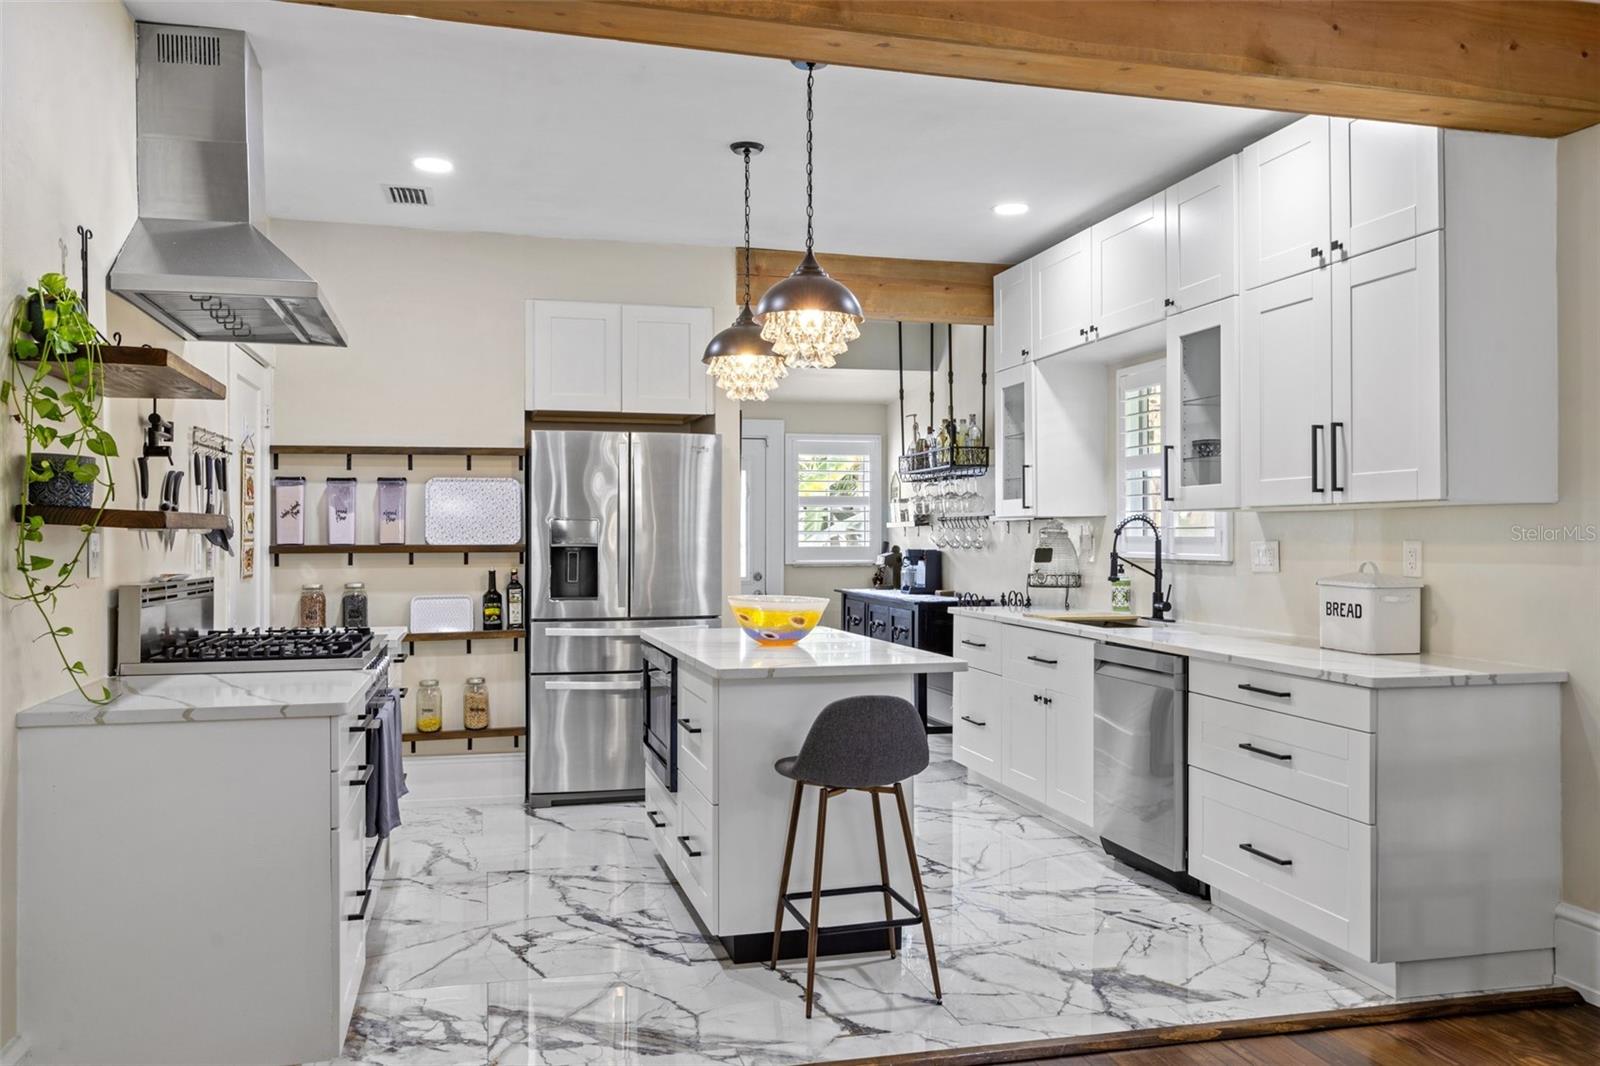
(526, 430), (721, 806)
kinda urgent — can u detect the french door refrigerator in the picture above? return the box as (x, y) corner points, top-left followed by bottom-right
(526, 430), (720, 806)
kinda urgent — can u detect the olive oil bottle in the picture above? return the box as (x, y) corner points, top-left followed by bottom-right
(482, 570), (504, 631)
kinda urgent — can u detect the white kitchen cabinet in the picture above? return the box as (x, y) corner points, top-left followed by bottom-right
(993, 363), (1034, 517)
(993, 259), (1035, 371)
(1031, 229), (1093, 357)
(1165, 155), (1238, 313)
(1331, 234), (1442, 503)
(621, 304), (713, 415)
(1033, 353), (1109, 517)
(1240, 115), (1331, 290)
(1331, 119), (1440, 260)
(1003, 679), (1049, 804)
(529, 300), (622, 412)
(1240, 269), (1332, 507)
(1165, 297), (1239, 509)
(953, 667), (1003, 775)
(1090, 194), (1167, 339)
(1044, 636), (1096, 829)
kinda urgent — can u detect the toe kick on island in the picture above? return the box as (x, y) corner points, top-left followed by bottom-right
(639, 626), (966, 962)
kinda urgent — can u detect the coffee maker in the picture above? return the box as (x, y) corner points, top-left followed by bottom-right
(872, 543), (902, 589)
(899, 548), (943, 595)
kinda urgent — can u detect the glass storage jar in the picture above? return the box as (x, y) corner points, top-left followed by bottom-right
(298, 584), (326, 628)
(415, 680), (443, 734)
(340, 582), (369, 628)
(463, 677), (490, 731)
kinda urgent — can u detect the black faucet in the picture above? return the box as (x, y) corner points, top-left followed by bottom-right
(1109, 513), (1173, 622)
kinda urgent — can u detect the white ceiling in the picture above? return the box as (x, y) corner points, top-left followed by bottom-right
(126, 1), (1292, 264)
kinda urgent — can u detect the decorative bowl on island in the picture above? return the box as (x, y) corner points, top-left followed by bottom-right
(727, 595), (829, 646)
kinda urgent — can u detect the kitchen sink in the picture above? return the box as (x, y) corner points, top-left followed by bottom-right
(1024, 611), (1148, 628)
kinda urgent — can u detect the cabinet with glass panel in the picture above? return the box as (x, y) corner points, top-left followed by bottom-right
(1164, 297), (1239, 509)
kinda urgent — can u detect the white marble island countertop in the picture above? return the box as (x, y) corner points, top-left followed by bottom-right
(643, 625), (967, 680)
(952, 607), (1567, 689)
(16, 669), (373, 728)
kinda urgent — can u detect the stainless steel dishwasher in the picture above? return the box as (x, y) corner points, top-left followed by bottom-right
(1092, 643), (1208, 897)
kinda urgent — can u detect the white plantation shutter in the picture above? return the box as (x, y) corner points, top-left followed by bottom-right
(1115, 360), (1230, 562)
(786, 434), (882, 564)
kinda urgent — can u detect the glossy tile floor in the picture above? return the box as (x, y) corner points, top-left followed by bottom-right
(318, 738), (1389, 1064)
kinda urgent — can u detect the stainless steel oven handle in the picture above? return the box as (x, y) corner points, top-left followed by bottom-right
(544, 678), (644, 692)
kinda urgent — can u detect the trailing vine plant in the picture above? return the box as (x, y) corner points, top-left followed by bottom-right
(5, 272), (118, 702)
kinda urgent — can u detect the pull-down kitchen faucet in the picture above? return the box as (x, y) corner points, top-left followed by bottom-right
(1109, 513), (1173, 622)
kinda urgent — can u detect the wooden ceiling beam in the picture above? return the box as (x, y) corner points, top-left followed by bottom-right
(744, 248), (1004, 325)
(299, 1), (1600, 137)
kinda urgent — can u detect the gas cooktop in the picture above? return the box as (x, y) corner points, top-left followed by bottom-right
(121, 627), (380, 675)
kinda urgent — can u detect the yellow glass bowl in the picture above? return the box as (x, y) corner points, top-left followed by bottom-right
(727, 595), (829, 647)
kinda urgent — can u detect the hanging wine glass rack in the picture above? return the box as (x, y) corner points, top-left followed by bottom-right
(898, 444), (990, 481)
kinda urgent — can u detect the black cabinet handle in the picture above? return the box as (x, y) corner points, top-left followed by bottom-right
(1329, 421), (1344, 492)
(1330, 239), (1344, 253)
(677, 835), (702, 858)
(1311, 424), (1325, 493)
(1026, 655), (1058, 666)
(1239, 842), (1293, 867)
(1020, 462), (1030, 509)
(1238, 742), (1293, 761)
(1043, 696), (1054, 706)
(349, 712), (381, 734)
(345, 888), (373, 922)
(1164, 297), (1176, 307)
(959, 715), (987, 728)
(646, 810), (667, 829)
(1032, 693), (1041, 703)
(1021, 348), (1030, 359)
(1238, 682), (1292, 699)
(677, 718), (702, 735)
(1162, 445), (1175, 502)
(347, 764), (375, 787)
(960, 639), (987, 649)
(1079, 327), (1088, 337)
(1310, 247), (1324, 259)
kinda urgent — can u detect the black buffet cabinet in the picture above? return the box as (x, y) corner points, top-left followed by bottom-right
(837, 588), (958, 734)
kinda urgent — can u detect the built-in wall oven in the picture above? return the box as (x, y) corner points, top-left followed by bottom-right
(642, 643), (678, 792)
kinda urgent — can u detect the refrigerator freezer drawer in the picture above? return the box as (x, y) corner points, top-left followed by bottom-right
(528, 619), (713, 674)
(528, 674), (646, 797)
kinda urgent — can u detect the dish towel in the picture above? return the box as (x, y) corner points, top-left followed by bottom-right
(366, 693), (409, 839)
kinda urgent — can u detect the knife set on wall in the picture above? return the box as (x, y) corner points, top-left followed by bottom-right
(271, 475), (522, 547)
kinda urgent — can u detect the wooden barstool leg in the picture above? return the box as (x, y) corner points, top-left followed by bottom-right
(870, 790), (896, 959)
(769, 780), (805, 970)
(893, 782), (941, 1001)
(804, 787), (830, 1018)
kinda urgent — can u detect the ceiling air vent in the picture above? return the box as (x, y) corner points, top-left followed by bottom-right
(154, 31), (221, 66)
(384, 185), (431, 206)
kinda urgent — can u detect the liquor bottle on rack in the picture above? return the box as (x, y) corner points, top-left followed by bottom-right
(482, 570), (504, 631)
(506, 569), (524, 629)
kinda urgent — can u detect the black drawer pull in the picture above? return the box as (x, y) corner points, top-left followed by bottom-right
(646, 810), (667, 829)
(347, 764), (375, 787)
(349, 712), (381, 734)
(1239, 842), (1293, 867)
(345, 889), (373, 922)
(677, 835), (702, 858)
(1237, 682), (1292, 699)
(959, 715), (986, 728)
(392, 653), (408, 664)
(960, 639), (987, 649)
(1238, 742), (1292, 761)
(677, 718), (702, 735)
(1026, 655), (1058, 666)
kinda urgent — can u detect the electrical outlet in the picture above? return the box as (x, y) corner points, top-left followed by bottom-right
(1250, 540), (1280, 574)
(1403, 540), (1423, 578)
(86, 531), (102, 579)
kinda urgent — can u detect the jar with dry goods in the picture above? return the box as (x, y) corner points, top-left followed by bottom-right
(463, 677), (490, 731)
(415, 680), (443, 734)
(340, 582), (369, 628)
(298, 584), (327, 628)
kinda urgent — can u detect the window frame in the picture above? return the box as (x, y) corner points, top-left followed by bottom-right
(785, 432), (883, 566)
(1114, 359), (1232, 563)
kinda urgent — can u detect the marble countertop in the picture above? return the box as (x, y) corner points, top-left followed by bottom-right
(835, 588), (966, 604)
(643, 625), (968, 681)
(16, 669), (374, 728)
(951, 607), (1567, 689)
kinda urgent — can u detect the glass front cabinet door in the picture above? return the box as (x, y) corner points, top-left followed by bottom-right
(994, 363), (1034, 517)
(1164, 297), (1239, 510)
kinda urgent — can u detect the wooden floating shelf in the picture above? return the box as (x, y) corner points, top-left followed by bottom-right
(14, 505), (228, 531)
(404, 629), (524, 653)
(270, 444), (523, 471)
(401, 725), (524, 753)
(268, 543), (524, 566)
(21, 345), (226, 401)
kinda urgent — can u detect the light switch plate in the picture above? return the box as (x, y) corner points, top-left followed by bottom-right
(86, 531), (102, 579)
(1403, 540), (1423, 578)
(1250, 540), (1280, 574)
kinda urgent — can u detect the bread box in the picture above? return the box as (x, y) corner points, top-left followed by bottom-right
(1317, 562), (1423, 655)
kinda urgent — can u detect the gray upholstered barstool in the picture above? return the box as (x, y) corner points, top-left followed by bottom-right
(768, 695), (941, 1017)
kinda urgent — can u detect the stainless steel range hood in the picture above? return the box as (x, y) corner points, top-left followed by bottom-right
(109, 23), (346, 346)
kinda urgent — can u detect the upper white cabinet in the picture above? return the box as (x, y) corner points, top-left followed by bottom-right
(621, 305), (713, 415)
(1331, 119), (1441, 260)
(993, 363), (1034, 518)
(1165, 297), (1240, 510)
(1241, 115), (1331, 290)
(1090, 194), (1168, 339)
(1032, 230), (1093, 357)
(1165, 156), (1238, 313)
(528, 300), (712, 416)
(993, 260), (1034, 370)
(1240, 269), (1332, 507)
(993, 356), (1108, 519)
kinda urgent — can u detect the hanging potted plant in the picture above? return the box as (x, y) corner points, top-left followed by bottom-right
(6, 272), (118, 702)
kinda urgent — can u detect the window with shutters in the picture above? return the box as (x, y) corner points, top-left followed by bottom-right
(786, 434), (882, 565)
(1115, 360), (1231, 562)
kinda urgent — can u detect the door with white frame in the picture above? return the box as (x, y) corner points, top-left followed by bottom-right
(740, 419), (784, 595)
(228, 345), (272, 628)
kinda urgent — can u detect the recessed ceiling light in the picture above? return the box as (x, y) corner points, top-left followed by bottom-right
(412, 156), (454, 175)
(993, 202), (1030, 217)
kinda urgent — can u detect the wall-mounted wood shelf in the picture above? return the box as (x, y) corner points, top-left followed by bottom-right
(401, 725), (524, 753)
(404, 629), (524, 653)
(270, 444), (524, 471)
(14, 505), (228, 531)
(268, 543), (524, 566)
(21, 345), (226, 401)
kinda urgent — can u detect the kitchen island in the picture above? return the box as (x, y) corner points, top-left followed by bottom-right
(640, 625), (965, 962)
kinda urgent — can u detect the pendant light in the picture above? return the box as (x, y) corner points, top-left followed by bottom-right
(756, 61), (863, 369)
(704, 142), (788, 402)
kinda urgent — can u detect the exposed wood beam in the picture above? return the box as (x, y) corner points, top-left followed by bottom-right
(299, 1), (1600, 137)
(745, 248), (1003, 324)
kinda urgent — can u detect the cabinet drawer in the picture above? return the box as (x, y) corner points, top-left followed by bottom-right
(331, 750), (373, 829)
(865, 602), (894, 642)
(336, 783), (370, 1004)
(1189, 768), (1373, 958)
(676, 667), (717, 803)
(672, 776), (717, 926)
(1190, 694), (1373, 822)
(952, 615), (1003, 674)
(332, 705), (368, 772)
(888, 607), (915, 647)
(1191, 659), (1373, 731)
(1005, 628), (1094, 692)
(952, 669), (1003, 776)
(644, 764), (678, 859)
(841, 596), (867, 635)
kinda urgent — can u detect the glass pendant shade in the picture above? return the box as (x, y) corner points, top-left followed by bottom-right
(755, 252), (863, 369)
(703, 303), (787, 401)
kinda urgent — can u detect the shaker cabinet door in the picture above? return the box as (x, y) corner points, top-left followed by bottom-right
(1241, 115), (1330, 290)
(1240, 269), (1333, 507)
(1032, 230), (1093, 357)
(1090, 195), (1167, 339)
(621, 305), (713, 416)
(1330, 119), (1441, 260)
(993, 363), (1035, 518)
(1003, 681), (1049, 805)
(1165, 155), (1238, 313)
(529, 300), (623, 412)
(993, 260), (1035, 371)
